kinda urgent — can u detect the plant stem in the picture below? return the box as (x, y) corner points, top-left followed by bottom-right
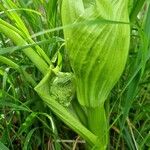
(72, 98), (87, 126)
(87, 105), (108, 149)
(0, 19), (49, 75)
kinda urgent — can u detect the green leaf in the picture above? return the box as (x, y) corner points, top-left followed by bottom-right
(0, 19), (48, 74)
(23, 128), (37, 150)
(34, 70), (99, 147)
(0, 101), (30, 112)
(18, 112), (37, 134)
(0, 0), (51, 65)
(0, 141), (9, 150)
(62, 0), (130, 107)
(130, 0), (146, 22)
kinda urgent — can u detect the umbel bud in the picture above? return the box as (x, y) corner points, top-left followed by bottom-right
(62, 0), (130, 107)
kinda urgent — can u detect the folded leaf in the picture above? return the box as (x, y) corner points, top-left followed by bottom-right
(62, 0), (130, 107)
(34, 70), (99, 147)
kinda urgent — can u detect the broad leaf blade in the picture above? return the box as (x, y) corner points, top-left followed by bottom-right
(62, 0), (130, 107)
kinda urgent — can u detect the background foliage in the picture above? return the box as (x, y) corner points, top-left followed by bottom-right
(0, 0), (150, 149)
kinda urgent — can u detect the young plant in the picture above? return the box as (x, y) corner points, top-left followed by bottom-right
(4, 0), (149, 149)
(61, 0), (130, 149)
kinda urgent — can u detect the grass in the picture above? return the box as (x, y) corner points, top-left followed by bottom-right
(0, 0), (150, 149)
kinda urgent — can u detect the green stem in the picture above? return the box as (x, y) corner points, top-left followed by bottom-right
(87, 105), (108, 149)
(0, 19), (49, 75)
(72, 98), (87, 126)
(105, 98), (110, 149)
(0, 1), (51, 66)
(0, 56), (20, 71)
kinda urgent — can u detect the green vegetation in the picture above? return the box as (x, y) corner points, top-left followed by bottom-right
(0, 0), (150, 149)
